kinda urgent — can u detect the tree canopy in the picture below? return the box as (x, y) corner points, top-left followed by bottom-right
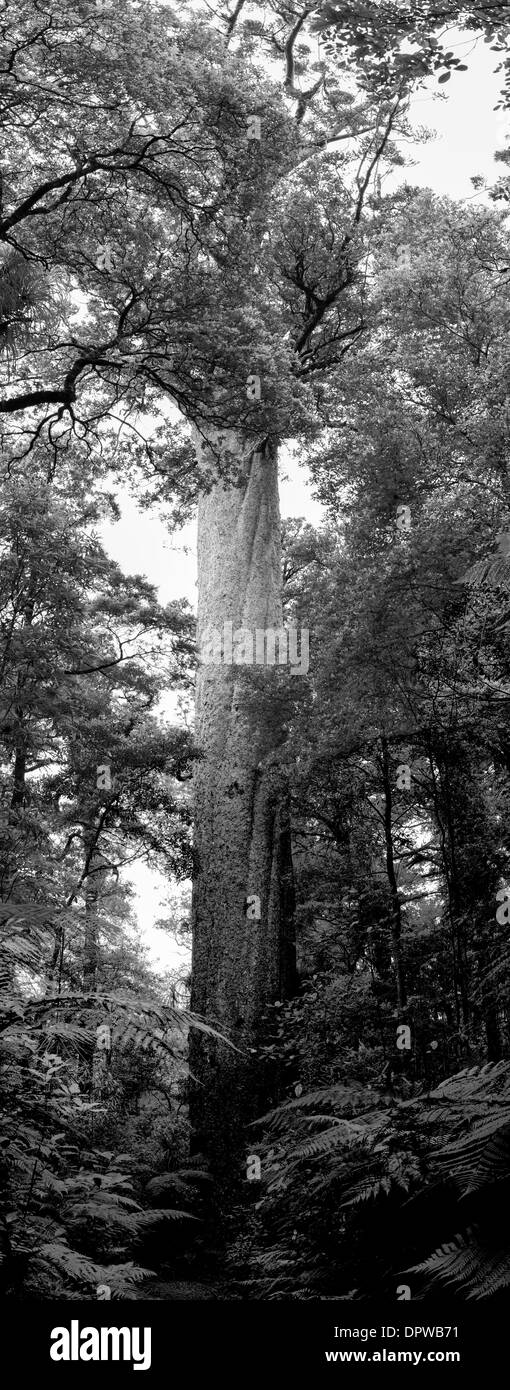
(2, 0), (510, 1316)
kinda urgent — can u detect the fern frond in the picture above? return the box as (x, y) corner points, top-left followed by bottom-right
(293, 1120), (369, 1159)
(256, 1081), (380, 1130)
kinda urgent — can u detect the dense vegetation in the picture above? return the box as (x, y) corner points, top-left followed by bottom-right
(2, 0), (510, 1302)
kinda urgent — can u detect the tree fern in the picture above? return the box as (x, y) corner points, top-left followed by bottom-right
(0, 903), (216, 1296)
(410, 1233), (510, 1299)
(241, 1061), (510, 1300)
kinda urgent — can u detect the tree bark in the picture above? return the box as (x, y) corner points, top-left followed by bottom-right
(380, 734), (407, 1013)
(82, 825), (110, 1093)
(83, 829), (99, 998)
(190, 435), (297, 1173)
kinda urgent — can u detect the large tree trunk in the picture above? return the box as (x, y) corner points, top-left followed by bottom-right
(190, 436), (297, 1174)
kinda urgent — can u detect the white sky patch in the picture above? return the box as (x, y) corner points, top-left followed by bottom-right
(405, 32), (504, 199)
(101, 490), (197, 606)
(130, 859), (191, 977)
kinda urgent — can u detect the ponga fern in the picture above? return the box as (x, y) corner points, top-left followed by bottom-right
(435, 1117), (510, 1195)
(0, 901), (218, 1298)
(410, 1232), (510, 1299)
(293, 1117), (372, 1159)
(239, 1060), (510, 1301)
(403, 1065), (510, 1298)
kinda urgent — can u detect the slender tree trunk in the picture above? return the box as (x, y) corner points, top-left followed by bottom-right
(190, 436), (297, 1173)
(1, 592), (34, 897)
(380, 735), (406, 1012)
(0, 725), (28, 990)
(441, 763), (470, 1026)
(426, 742), (462, 1028)
(83, 832), (99, 996)
(82, 827), (109, 1093)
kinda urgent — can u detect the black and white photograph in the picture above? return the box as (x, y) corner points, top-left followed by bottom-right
(1, 0), (510, 1376)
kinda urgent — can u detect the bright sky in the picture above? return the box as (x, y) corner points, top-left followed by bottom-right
(406, 29), (505, 197)
(102, 28), (506, 974)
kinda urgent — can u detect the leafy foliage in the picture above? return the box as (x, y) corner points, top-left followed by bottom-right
(2, 0), (510, 1306)
(232, 1061), (510, 1300)
(0, 896), (215, 1297)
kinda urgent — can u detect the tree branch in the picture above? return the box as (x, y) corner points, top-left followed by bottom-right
(226, 0), (247, 41)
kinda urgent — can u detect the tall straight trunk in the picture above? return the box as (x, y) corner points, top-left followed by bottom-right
(82, 827), (108, 1092)
(380, 735), (407, 1014)
(441, 763), (470, 1026)
(83, 830), (99, 997)
(190, 436), (297, 1173)
(1, 587), (35, 898)
(426, 742), (463, 1027)
(0, 729), (28, 991)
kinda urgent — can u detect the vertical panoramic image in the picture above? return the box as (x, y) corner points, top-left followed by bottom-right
(1, 0), (510, 1375)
